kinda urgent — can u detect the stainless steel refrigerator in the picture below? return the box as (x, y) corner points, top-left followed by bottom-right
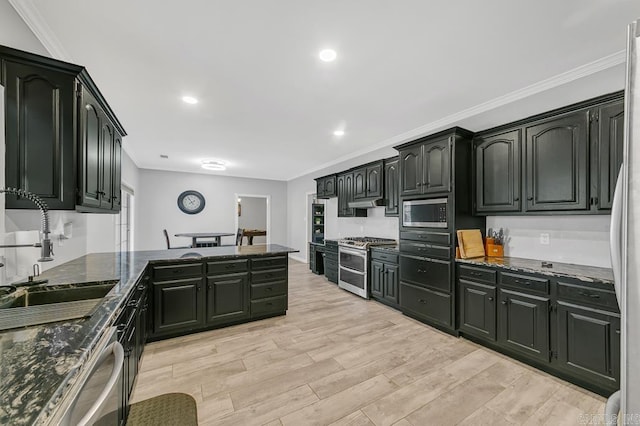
(608, 17), (640, 422)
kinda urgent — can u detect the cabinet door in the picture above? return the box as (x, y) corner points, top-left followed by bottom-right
(557, 302), (620, 389)
(137, 291), (148, 362)
(400, 282), (452, 328)
(370, 260), (384, 299)
(324, 176), (336, 197)
(153, 278), (204, 335)
(366, 162), (383, 198)
(400, 146), (422, 196)
(423, 138), (451, 194)
(498, 289), (550, 362)
(79, 89), (103, 209)
(315, 179), (325, 198)
(206, 273), (250, 325)
(3, 60), (76, 209)
(337, 173), (353, 217)
(596, 100), (624, 210)
(525, 111), (589, 211)
(475, 130), (521, 213)
(384, 158), (399, 216)
(100, 120), (114, 209)
(459, 280), (497, 341)
(383, 263), (399, 305)
(353, 168), (367, 199)
(343, 172), (356, 217)
(111, 132), (122, 211)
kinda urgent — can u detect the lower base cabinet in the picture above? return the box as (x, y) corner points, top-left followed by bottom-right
(400, 282), (452, 328)
(459, 280), (496, 341)
(370, 249), (399, 307)
(557, 302), (620, 390)
(153, 277), (205, 335)
(206, 273), (250, 325)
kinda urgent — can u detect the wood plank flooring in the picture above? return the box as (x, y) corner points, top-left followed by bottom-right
(131, 260), (606, 425)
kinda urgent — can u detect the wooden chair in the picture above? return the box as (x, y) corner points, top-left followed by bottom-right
(163, 229), (190, 249)
(236, 228), (244, 246)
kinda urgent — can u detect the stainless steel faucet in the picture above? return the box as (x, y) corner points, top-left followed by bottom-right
(0, 188), (54, 262)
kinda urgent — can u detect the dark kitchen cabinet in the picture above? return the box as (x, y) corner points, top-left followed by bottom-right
(498, 288), (550, 362)
(315, 174), (336, 199)
(0, 44), (126, 213)
(400, 282), (452, 328)
(78, 86), (123, 212)
(525, 111), (590, 212)
(353, 161), (383, 200)
(206, 273), (250, 325)
(556, 302), (620, 390)
(595, 99), (624, 210)
(459, 279), (497, 341)
(370, 249), (399, 307)
(337, 172), (366, 217)
(324, 240), (338, 284)
(384, 157), (399, 216)
(2, 59), (76, 209)
(152, 278), (205, 335)
(399, 138), (451, 197)
(474, 130), (522, 213)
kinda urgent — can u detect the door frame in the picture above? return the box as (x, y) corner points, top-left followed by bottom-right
(234, 193), (271, 245)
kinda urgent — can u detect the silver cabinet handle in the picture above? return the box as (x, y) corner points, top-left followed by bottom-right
(77, 341), (125, 426)
(610, 165), (624, 306)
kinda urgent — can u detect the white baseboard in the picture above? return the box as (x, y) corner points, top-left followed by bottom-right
(288, 254), (307, 263)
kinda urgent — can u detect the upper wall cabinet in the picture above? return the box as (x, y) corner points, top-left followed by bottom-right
(337, 171), (366, 218)
(384, 157), (399, 216)
(399, 137), (451, 197)
(315, 174), (336, 199)
(353, 161), (383, 200)
(473, 91), (623, 215)
(0, 45), (126, 213)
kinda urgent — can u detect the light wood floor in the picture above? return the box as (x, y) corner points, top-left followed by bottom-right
(132, 260), (606, 425)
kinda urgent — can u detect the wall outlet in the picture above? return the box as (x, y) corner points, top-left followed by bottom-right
(540, 233), (550, 245)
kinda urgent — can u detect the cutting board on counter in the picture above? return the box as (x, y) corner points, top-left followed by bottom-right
(457, 229), (485, 258)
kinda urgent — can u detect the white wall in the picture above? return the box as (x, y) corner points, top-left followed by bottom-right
(486, 215), (612, 268)
(135, 169), (287, 250)
(238, 196), (267, 245)
(0, 0), (49, 55)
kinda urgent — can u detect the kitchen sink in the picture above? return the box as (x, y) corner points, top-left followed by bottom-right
(7, 283), (116, 308)
(0, 282), (117, 331)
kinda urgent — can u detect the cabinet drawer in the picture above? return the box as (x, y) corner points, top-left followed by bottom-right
(500, 272), (549, 294)
(251, 281), (287, 300)
(400, 255), (451, 292)
(251, 268), (287, 283)
(251, 256), (287, 270)
(251, 295), (287, 316)
(400, 231), (450, 245)
(324, 258), (338, 271)
(557, 281), (619, 311)
(207, 259), (249, 275)
(324, 251), (338, 261)
(400, 241), (450, 260)
(370, 251), (399, 264)
(458, 265), (497, 284)
(152, 263), (203, 281)
(400, 282), (452, 327)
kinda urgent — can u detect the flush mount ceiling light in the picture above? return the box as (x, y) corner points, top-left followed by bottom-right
(333, 129), (345, 137)
(182, 96), (199, 104)
(160, 154), (169, 159)
(319, 49), (337, 62)
(201, 159), (227, 171)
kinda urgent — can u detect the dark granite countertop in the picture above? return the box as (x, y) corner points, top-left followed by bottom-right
(456, 256), (614, 285)
(369, 246), (399, 253)
(0, 244), (297, 425)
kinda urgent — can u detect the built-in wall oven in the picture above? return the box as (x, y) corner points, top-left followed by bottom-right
(338, 237), (397, 299)
(402, 197), (448, 228)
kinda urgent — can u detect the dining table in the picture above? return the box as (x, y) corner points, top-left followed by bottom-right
(241, 229), (267, 245)
(174, 232), (235, 248)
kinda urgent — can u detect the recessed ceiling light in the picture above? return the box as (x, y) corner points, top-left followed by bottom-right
(201, 159), (227, 171)
(333, 129), (345, 137)
(319, 49), (337, 62)
(182, 96), (199, 104)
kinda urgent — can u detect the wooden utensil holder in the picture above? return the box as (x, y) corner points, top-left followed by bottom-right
(486, 243), (504, 257)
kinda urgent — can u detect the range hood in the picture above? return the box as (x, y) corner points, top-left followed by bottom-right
(348, 199), (385, 208)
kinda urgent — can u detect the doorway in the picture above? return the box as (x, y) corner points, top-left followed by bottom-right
(116, 184), (134, 252)
(234, 194), (270, 245)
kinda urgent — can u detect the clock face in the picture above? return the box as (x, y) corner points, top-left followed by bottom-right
(177, 190), (205, 214)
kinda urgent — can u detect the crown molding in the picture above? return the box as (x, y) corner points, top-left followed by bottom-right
(287, 50), (626, 181)
(8, 0), (72, 61)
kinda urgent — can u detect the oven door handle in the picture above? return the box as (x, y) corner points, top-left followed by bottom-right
(339, 265), (365, 275)
(339, 247), (367, 258)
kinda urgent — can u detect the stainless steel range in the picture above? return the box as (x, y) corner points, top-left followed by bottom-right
(338, 237), (397, 298)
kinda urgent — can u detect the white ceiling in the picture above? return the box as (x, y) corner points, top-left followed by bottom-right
(11, 0), (640, 181)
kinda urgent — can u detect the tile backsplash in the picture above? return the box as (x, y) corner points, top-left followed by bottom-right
(486, 215), (612, 268)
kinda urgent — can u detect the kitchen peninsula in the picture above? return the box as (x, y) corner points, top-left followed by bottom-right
(0, 244), (297, 425)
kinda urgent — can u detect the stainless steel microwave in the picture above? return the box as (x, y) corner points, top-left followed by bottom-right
(402, 198), (448, 228)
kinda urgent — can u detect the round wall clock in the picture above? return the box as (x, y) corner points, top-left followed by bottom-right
(177, 190), (205, 214)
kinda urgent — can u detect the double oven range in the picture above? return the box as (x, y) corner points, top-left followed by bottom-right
(338, 237), (397, 298)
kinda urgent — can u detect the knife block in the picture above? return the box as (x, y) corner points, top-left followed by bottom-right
(486, 243), (504, 257)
